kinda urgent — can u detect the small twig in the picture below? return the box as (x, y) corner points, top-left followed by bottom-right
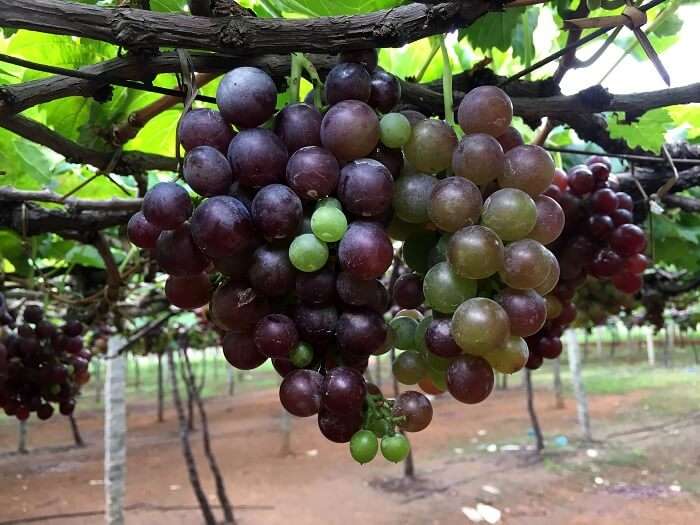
(542, 146), (700, 165)
(0, 188), (142, 211)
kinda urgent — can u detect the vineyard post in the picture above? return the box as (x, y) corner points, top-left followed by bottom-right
(595, 325), (604, 359)
(104, 335), (127, 525)
(157, 352), (164, 422)
(646, 326), (656, 366)
(565, 330), (592, 442)
(552, 357), (565, 409)
(17, 420), (28, 454)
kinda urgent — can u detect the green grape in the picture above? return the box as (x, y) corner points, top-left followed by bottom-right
(423, 262), (477, 314)
(485, 336), (528, 374)
(350, 430), (379, 464)
(414, 315), (433, 353)
(390, 316), (418, 350)
(289, 234), (329, 272)
(393, 172), (438, 224)
(316, 197), (342, 210)
(451, 298), (510, 357)
(392, 351), (427, 385)
(404, 119), (457, 173)
(402, 231), (439, 274)
(379, 113), (412, 148)
(381, 433), (411, 463)
(481, 188), (536, 241)
(289, 342), (314, 368)
(387, 216), (424, 241)
(422, 346), (452, 372)
(500, 239), (551, 290)
(436, 233), (452, 256)
(310, 206), (348, 242)
(447, 225), (504, 280)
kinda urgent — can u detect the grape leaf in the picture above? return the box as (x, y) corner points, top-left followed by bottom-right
(0, 231), (31, 276)
(460, 9), (525, 53)
(607, 109), (673, 154)
(667, 104), (700, 140)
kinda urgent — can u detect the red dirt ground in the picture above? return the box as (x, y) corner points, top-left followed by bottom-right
(0, 382), (698, 525)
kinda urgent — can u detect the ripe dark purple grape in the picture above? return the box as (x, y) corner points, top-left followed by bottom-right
(227, 128), (289, 188)
(36, 403), (54, 421)
(216, 67), (277, 128)
(254, 314), (299, 359)
(393, 391), (433, 432)
(317, 406), (363, 443)
(495, 288), (547, 338)
(294, 305), (338, 345)
(525, 349), (544, 370)
(589, 162), (610, 183)
(425, 318), (462, 358)
(183, 146), (233, 197)
(336, 309), (388, 357)
(610, 224), (647, 257)
(222, 332), (267, 370)
(286, 146), (340, 201)
(537, 337), (563, 359)
(325, 62), (371, 105)
(336, 272), (384, 307)
(210, 281), (270, 332)
(338, 221), (393, 280)
(280, 369), (324, 417)
(369, 144), (404, 178)
(274, 103), (322, 153)
(155, 224), (209, 276)
(338, 48), (378, 71)
(616, 192), (634, 211)
(296, 267), (336, 306)
(337, 159), (393, 217)
(179, 108), (234, 154)
(142, 182), (192, 230)
(612, 271), (643, 294)
(392, 273), (424, 309)
(320, 100), (379, 161)
(190, 196), (256, 259)
(591, 188), (618, 215)
(251, 184), (303, 240)
(248, 246), (296, 297)
(446, 355), (494, 404)
(611, 208), (633, 226)
(127, 212), (161, 250)
(322, 366), (367, 414)
(588, 214), (614, 240)
(368, 69), (401, 113)
(567, 165), (595, 196)
(214, 251), (253, 280)
(165, 273), (212, 310)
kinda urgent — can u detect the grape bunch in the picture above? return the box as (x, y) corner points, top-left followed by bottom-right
(0, 298), (91, 421)
(523, 156), (649, 369)
(127, 48), (565, 463)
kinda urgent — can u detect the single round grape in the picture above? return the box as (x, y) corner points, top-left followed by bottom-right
(323, 366), (367, 414)
(251, 184), (303, 240)
(286, 146), (339, 201)
(611, 208), (633, 226)
(390, 316), (418, 350)
(447, 225), (504, 280)
(380, 113), (412, 148)
(495, 288), (547, 338)
(368, 69), (401, 113)
(127, 212), (161, 250)
(155, 224), (209, 276)
(392, 273), (424, 309)
(590, 249), (623, 279)
(553, 167), (568, 190)
(381, 433), (411, 462)
(180, 108), (234, 154)
(222, 332), (267, 370)
(216, 67), (276, 128)
(457, 86), (513, 138)
(165, 273), (212, 310)
(294, 305), (338, 346)
(612, 271), (643, 294)
(425, 318), (462, 358)
(423, 262), (477, 314)
(183, 146), (233, 197)
(558, 301), (577, 325)
(404, 119), (457, 173)
(481, 188), (537, 241)
(501, 240), (551, 290)
(336, 272), (383, 306)
(296, 267), (336, 306)
(545, 294), (563, 319)
(37, 404), (54, 421)
(254, 314), (299, 359)
(274, 103), (322, 153)
(318, 407), (364, 443)
(280, 369), (323, 417)
(592, 188), (619, 215)
(393, 391), (432, 432)
(401, 110), (427, 127)
(227, 128), (289, 188)
(393, 171), (438, 224)
(210, 281), (269, 332)
(249, 245), (296, 297)
(588, 214), (614, 240)
(446, 355), (495, 404)
(336, 309), (388, 357)
(338, 159), (393, 217)
(289, 342), (314, 368)
(326, 62), (371, 105)
(370, 144), (404, 178)
(142, 182), (192, 231)
(615, 192), (634, 213)
(350, 429), (379, 464)
(567, 165), (595, 196)
(215, 251), (252, 280)
(624, 253), (648, 275)
(537, 337), (563, 359)
(529, 195), (565, 245)
(486, 336), (529, 374)
(338, 222), (393, 280)
(499, 145), (555, 197)
(339, 48), (378, 71)
(428, 177), (482, 233)
(496, 126), (524, 152)
(451, 298), (510, 357)
(320, 100), (380, 161)
(190, 196), (255, 259)
(610, 224), (647, 257)
(392, 351), (426, 385)
(401, 231), (439, 274)
(289, 234), (329, 272)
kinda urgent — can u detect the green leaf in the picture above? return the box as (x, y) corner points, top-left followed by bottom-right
(461, 8), (525, 53)
(64, 245), (106, 269)
(0, 230), (31, 276)
(511, 9), (539, 65)
(667, 104), (700, 140)
(607, 109), (673, 154)
(652, 212), (700, 271)
(651, 13), (683, 37)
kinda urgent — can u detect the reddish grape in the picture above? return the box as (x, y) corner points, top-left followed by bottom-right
(567, 165), (595, 196)
(529, 195), (565, 245)
(393, 391), (433, 432)
(338, 222), (393, 280)
(280, 369), (324, 417)
(537, 337), (563, 359)
(612, 271), (643, 294)
(611, 208), (633, 226)
(495, 288), (547, 338)
(222, 332), (267, 370)
(254, 314), (299, 359)
(609, 224), (647, 257)
(616, 192), (634, 211)
(274, 103), (322, 154)
(496, 126), (524, 152)
(286, 146), (340, 201)
(591, 188), (618, 214)
(457, 86), (513, 138)
(446, 355), (494, 404)
(127, 212), (161, 250)
(228, 128), (289, 188)
(591, 249), (624, 278)
(624, 253), (648, 275)
(552, 168), (568, 191)
(587, 214), (614, 240)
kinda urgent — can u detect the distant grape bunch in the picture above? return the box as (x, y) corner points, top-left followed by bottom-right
(524, 156), (649, 369)
(0, 296), (91, 421)
(128, 47), (567, 464)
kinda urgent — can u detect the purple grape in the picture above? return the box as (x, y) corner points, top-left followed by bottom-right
(369, 144), (404, 178)
(294, 305), (338, 345)
(210, 281), (270, 332)
(222, 331), (267, 370)
(279, 369), (324, 417)
(142, 182), (192, 230)
(425, 318), (462, 358)
(285, 146), (340, 201)
(320, 100), (379, 161)
(190, 196), (256, 259)
(155, 224), (209, 276)
(338, 49), (378, 71)
(317, 406), (363, 443)
(254, 314), (299, 359)
(183, 146), (233, 197)
(338, 221), (393, 280)
(251, 184), (303, 240)
(127, 212), (161, 250)
(325, 62), (371, 105)
(165, 273), (212, 310)
(227, 128), (288, 188)
(322, 366), (367, 414)
(337, 159), (393, 217)
(296, 267), (336, 306)
(179, 108), (234, 154)
(368, 69), (401, 113)
(216, 67), (277, 128)
(248, 245), (296, 297)
(336, 309), (388, 357)
(274, 103), (322, 153)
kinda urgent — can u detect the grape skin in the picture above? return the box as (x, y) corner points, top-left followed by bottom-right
(274, 103), (322, 154)
(457, 86), (513, 138)
(183, 146), (233, 197)
(227, 129), (289, 188)
(190, 196), (256, 259)
(337, 159), (394, 217)
(142, 182), (192, 231)
(320, 100), (380, 162)
(216, 67), (277, 128)
(286, 146), (340, 200)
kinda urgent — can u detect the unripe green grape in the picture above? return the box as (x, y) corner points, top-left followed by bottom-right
(447, 225), (504, 280)
(290, 342), (314, 367)
(402, 231), (439, 274)
(451, 298), (510, 357)
(289, 234), (329, 272)
(423, 262), (477, 314)
(390, 316), (418, 350)
(392, 351), (427, 385)
(414, 315), (433, 353)
(485, 336), (528, 374)
(311, 206), (348, 242)
(380, 113), (412, 148)
(481, 188), (536, 241)
(500, 239), (551, 290)
(403, 119), (457, 173)
(317, 197), (342, 210)
(381, 433), (411, 463)
(350, 430), (379, 464)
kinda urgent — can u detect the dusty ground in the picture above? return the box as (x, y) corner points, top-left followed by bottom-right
(0, 376), (699, 525)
